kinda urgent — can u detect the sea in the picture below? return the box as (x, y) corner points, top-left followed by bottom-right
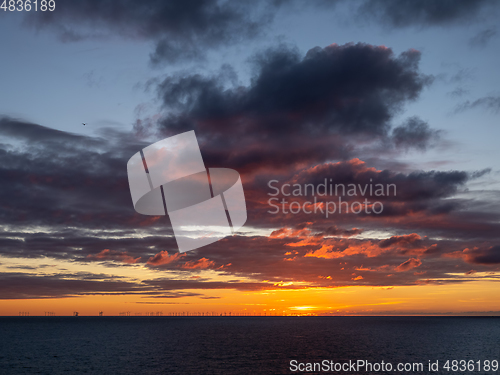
(0, 316), (498, 374)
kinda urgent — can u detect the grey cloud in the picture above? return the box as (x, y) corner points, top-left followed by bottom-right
(357, 0), (498, 28)
(0, 272), (149, 299)
(25, 0), (267, 64)
(392, 116), (441, 150)
(469, 28), (497, 47)
(455, 96), (500, 113)
(466, 245), (500, 265)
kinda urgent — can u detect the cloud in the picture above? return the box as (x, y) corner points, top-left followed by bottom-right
(147, 251), (184, 266)
(0, 113), (498, 295)
(0, 119), (135, 229)
(289, 158), (473, 205)
(464, 246), (500, 265)
(181, 257), (216, 270)
(357, 0), (498, 28)
(24, 0), (268, 64)
(392, 117), (441, 150)
(145, 291), (204, 299)
(201, 233), (486, 287)
(0, 118), (495, 284)
(469, 28), (497, 47)
(379, 234), (422, 249)
(21, 0), (500, 68)
(323, 226), (363, 237)
(448, 87), (470, 98)
(0, 272), (242, 299)
(395, 258), (422, 272)
(0, 117), (101, 145)
(86, 249), (140, 264)
(0, 117), (183, 263)
(0, 272), (149, 299)
(160, 43), (429, 135)
(455, 96), (500, 113)
(153, 43), (433, 172)
(3, 0), (500, 300)
(143, 278), (268, 292)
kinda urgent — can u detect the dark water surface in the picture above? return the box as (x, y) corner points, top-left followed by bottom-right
(0, 316), (498, 374)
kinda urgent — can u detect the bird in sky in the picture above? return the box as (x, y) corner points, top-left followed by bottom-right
(82, 123), (86, 126)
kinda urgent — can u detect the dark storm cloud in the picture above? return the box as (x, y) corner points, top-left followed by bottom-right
(24, 0), (267, 64)
(155, 43), (433, 171)
(357, 0), (498, 28)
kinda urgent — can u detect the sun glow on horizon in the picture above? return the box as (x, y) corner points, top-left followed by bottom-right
(1, 279), (499, 317)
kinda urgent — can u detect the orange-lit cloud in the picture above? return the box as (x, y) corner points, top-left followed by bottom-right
(147, 251), (183, 266)
(396, 258), (422, 272)
(181, 258), (216, 270)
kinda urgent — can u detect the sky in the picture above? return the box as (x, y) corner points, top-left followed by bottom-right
(0, 0), (500, 316)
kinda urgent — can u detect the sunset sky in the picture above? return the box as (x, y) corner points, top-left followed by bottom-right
(1, 0), (500, 316)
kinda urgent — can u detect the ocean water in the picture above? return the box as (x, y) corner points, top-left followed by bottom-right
(0, 316), (498, 374)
